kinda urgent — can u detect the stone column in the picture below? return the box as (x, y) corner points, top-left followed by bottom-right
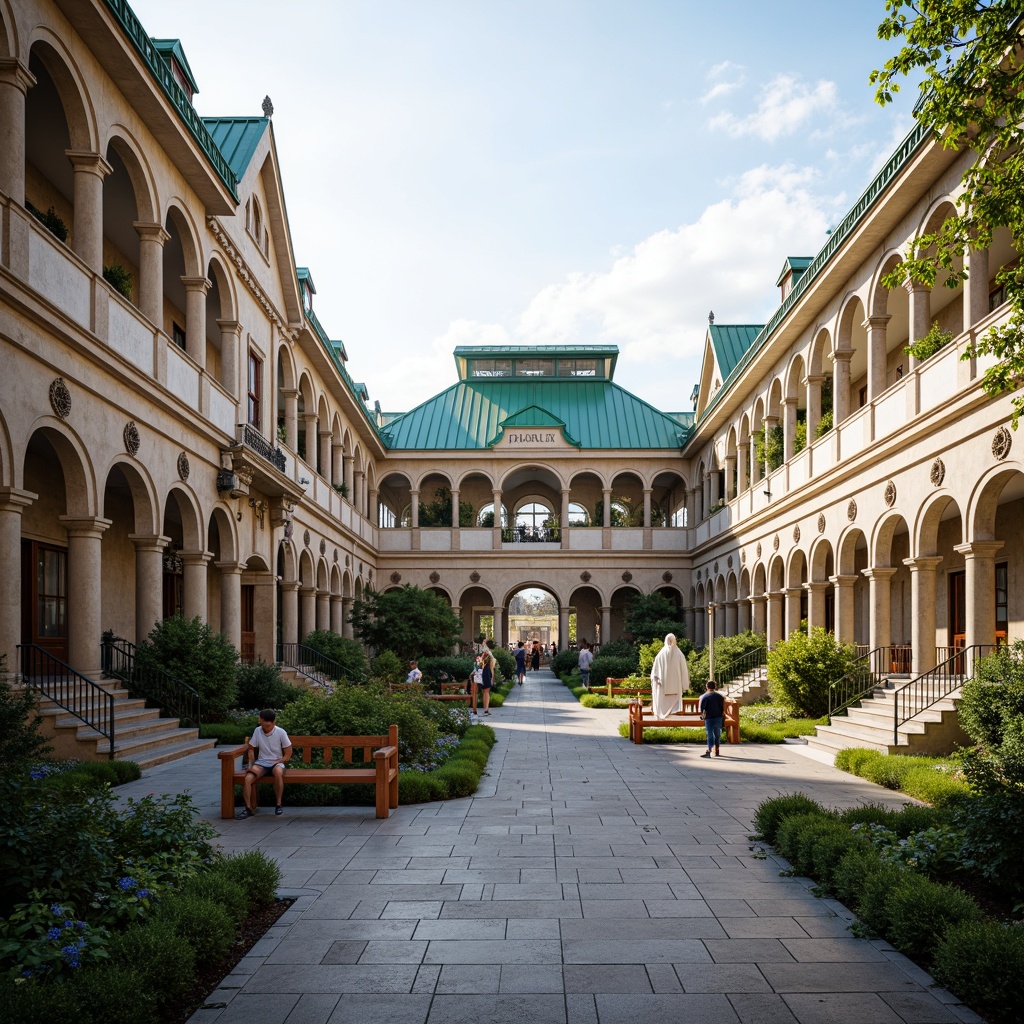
(832, 348), (853, 424)
(216, 561), (242, 654)
(561, 488), (571, 527)
(318, 430), (332, 481)
(863, 314), (891, 401)
(331, 442), (344, 488)
(341, 597), (354, 639)
(181, 276), (210, 369)
(643, 487), (653, 527)
(805, 374), (824, 440)
(685, 605), (697, 645)
(830, 574), (858, 646)
(806, 582), (828, 633)
(964, 244), (990, 333)
(216, 319), (241, 398)
(129, 533), (169, 645)
(344, 449), (354, 496)
(450, 488), (461, 528)
(59, 516), (112, 676)
(410, 488), (420, 529)
(751, 594), (767, 636)
(955, 541), (1004, 649)
(492, 487), (503, 545)
(300, 413), (317, 467)
(134, 222), (169, 323)
(559, 605), (569, 649)
(766, 591), (785, 647)
(904, 556), (943, 675)
(602, 488), (612, 528)
(737, 442), (749, 493)
(282, 389), (299, 450)
(491, 606), (504, 648)
(738, 597), (752, 634)
(905, 279), (931, 370)
(0, 488), (35, 669)
(725, 600), (737, 636)
(0, 59), (35, 204)
(782, 398), (797, 461)
(280, 581), (299, 646)
(367, 486), (378, 525)
(723, 458), (736, 501)
(784, 587), (803, 637)
(180, 550), (211, 623)
(65, 151), (111, 274)
(299, 585), (316, 641)
(599, 606), (612, 647)
(863, 567), (898, 652)
(330, 595), (342, 634)
(354, 471), (365, 516)
(316, 589), (330, 631)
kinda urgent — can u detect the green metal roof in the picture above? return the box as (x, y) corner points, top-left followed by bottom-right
(203, 117), (268, 181)
(708, 325), (762, 380)
(152, 39), (200, 94)
(775, 256), (813, 287)
(380, 379), (689, 450)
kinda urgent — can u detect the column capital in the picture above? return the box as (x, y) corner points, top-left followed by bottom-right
(0, 58), (36, 93)
(954, 541), (1005, 559)
(215, 560), (244, 574)
(0, 486), (37, 512)
(215, 318), (243, 337)
(58, 515), (112, 539)
(861, 314), (892, 330)
(862, 567), (898, 582)
(830, 347), (855, 364)
(65, 150), (113, 179)
(128, 532), (171, 552)
(179, 549), (213, 568)
(180, 275), (211, 296)
(903, 276), (930, 295)
(280, 580), (300, 593)
(805, 581), (829, 593)
(803, 373), (826, 385)
(829, 574), (859, 588)
(903, 555), (944, 572)
(784, 587), (803, 598)
(133, 221), (169, 245)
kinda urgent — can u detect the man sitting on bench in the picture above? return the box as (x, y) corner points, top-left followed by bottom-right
(240, 708), (293, 818)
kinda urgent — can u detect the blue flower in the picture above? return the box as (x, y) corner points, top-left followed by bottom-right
(64, 920), (74, 930)
(117, 876), (137, 891)
(76, 921), (87, 931)
(21, 969), (34, 979)
(137, 889), (150, 899)
(30, 768), (46, 780)
(47, 927), (63, 941)
(50, 904), (65, 917)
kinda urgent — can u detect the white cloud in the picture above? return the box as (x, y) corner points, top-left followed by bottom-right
(701, 61), (746, 104)
(708, 73), (839, 142)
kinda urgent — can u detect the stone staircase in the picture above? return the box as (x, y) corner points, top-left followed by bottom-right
(31, 679), (214, 770)
(720, 666), (769, 705)
(806, 682), (971, 758)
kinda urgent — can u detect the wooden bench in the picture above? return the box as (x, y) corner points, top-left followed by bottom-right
(590, 677), (653, 700)
(218, 726), (399, 820)
(628, 697), (740, 745)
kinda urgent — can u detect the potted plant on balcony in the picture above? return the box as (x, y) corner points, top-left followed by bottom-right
(103, 263), (133, 300)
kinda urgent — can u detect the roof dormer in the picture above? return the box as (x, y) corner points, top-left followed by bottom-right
(776, 257), (813, 302)
(296, 267), (316, 313)
(152, 39), (199, 103)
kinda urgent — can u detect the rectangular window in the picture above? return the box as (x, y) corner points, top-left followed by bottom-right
(470, 359), (512, 377)
(996, 561), (1008, 645)
(558, 359), (600, 377)
(172, 323), (186, 350)
(247, 352), (262, 429)
(515, 359), (555, 377)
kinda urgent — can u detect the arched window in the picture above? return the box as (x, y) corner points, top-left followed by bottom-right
(476, 502), (508, 527)
(567, 502), (589, 526)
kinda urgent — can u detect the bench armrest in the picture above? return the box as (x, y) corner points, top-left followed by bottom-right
(218, 743), (249, 761)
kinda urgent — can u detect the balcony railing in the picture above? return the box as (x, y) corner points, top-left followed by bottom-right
(277, 643), (355, 688)
(240, 422), (286, 472)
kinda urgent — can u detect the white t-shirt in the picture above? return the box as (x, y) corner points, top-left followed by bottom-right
(578, 648), (594, 671)
(250, 724), (291, 768)
(406, 667), (422, 684)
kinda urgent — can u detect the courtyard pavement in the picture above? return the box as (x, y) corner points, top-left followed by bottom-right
(119, 669), (982, 1024)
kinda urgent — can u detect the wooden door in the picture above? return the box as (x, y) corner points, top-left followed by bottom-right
(240, 585), (256, 663)
(21, 540), (68, 662)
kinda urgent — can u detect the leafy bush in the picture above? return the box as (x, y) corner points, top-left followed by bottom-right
(106, 918), (195, 1003)
(492, 646), (515, 683)
(179, 872), (248, 927)
(855, 861), (909, 935)
(752, 793), (825, 844)
(834, 748), (971, 806)
(952, 793), (1024, 898)
(904, 320), (953, 362)
(135, 615), (238, 721)
(351, 586), (464, 660)
(815, 408), (834, 438)
(774, 812), (835, 870)
(623, 592), (687, 647)
(767, 628), (858, 717)
(217, 851), (281, 910)
(590, 655), (639, 686)
(831, 846), (885, 905)
(0, 658), (51, 770)
(933, 921), (1024, 1023)
(70, 963), (156, 1024)
(199, 722), (252, 745)
(103, 263), (133, 299)
(551, 649), (581, 677)
(235, 660), (301, 710)
(370, 650), (404, 687)
(419, 656), (475, 689)
(301, 629), (368, 682)
(834, 747), (883, 775)
(598, 639), (638, 661)
(688, 631), (765, 692)
(154, 892), (235, 962)
(884, 872), (982, 960)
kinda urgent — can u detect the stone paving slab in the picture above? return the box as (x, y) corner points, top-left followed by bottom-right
(115, 669), (979, 1024)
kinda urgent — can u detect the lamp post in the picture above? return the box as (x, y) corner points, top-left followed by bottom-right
(707, 602), (715, 685)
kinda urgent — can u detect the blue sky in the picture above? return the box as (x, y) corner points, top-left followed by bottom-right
(130, 0), (919, 414)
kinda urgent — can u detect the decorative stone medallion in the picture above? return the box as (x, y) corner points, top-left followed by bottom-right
(713, 561), (719, 574)
(993, 426), (1012, 461)
(390, 571), (401, 584)
(177, 452), (190, 481)
(793, 525), (801, 543)
(283, 521), (293, 541)
(122, 421), (140, 457)
(333, 548), (339, 563)
(772, 534), (780, 552)
(49, 377), (71, 419)
(740, 549), (746, 565)
(756, 542), (762, 558)
(303, 529), (311, 547)
(662, 571), (673, 582)
(930, 457), (946, 487)
(345, 554), (350, 566)
(470, 571), (481, 583)
(580, 570), (591, 582)
(696, 569), (702, 581)
(847, 499), (858, 521)
(621, 571), (633, 583)
(319, 539), (326, 555)
(884, 480), (897, 507)
(817, 513), (826, 534)
(727, 555), (733, 569)
(429, 571), (440, 584)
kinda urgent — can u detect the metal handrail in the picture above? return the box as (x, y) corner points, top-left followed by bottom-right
(277, 642), (350, 687)
(100, 632), (201, 727)
(828, 645), (898, 721)
(893, 644), (996, 745)
(716, 647), (767, 695)
(19, 644), (115, 758)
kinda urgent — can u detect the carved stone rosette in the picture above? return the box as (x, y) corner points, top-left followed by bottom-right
(469, 571), (481, 583)
(930, 458), (945, 487)
(817, 513), (826, 534)
(303, 529), (311, 547)
(884, 480), (897, 507)
(992, 426), (1012, 461)
(580, 571), (591, 582)
(123, 421), (140, 457)
(177, 452), (190, 481)
(847, 499), (857, 521)
(429, 571), (440, 584)
(621, 571), (633, 582)
(49, 377), (71, 419)
(793, 525), (801, 543)
(390, 571), (401, 584)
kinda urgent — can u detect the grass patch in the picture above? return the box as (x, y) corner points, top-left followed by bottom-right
(616, 714), (824, 744)
(834, 747), (971, 806)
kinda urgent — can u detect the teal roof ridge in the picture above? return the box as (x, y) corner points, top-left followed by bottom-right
(203, 117), (268, 181)
(695, 120), (932, 430)
(152, 38), (199, 94)
(490, 405), (581, 448)
(103, 0), (238, 199)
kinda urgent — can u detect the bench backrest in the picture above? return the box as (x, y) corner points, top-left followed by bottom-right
(288, 725), (398, 766)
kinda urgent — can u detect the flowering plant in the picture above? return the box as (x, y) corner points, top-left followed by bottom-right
(0, 895), (110, 980)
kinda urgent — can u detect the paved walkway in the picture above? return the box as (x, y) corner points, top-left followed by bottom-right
(121, 670), (980, 1024)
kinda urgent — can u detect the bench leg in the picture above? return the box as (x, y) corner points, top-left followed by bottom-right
(221, 765), (237, 819)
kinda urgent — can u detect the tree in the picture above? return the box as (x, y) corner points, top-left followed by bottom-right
(350, 585), (464, 661)
(417, 487), (474, 527)
(871, 1), (1024, 424)
(767, 628), (858, 717)
(623, 592), (686, 648)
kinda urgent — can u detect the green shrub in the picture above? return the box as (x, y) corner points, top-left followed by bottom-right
(933, 921), (1024, 1023)
(623, 593), (687, 647)
(491, 646), (515, 683)
(71, 964), (157, 1024)
(810, 828), (873, 893)
(904, 320), (953, 362)
(0, 658), (51, 770)
(135, 615), (238, 721)
(301, 629), (368, 682)
(774, 812), (832, 869)
(834, 747), (884, 776)
(590, 655), (639, 686)
(103, 263), (133, 299)
(885, 872), (982, 960)
(838, 802), (900, 830)
(154, 892), (235, 962)
(952, 793), (1024, 898)
(752, 793), (825, 843)
(0, 973), (85, 1023)
(767, 628), (858, 717)
(581, 693), (634, 709)
(108, 760), (141, 784)
(419, 656), (475, 689)
(831, 846), (885, 905)
(397, 770), (436, 804)
(856, 862), (908, 934)
(370, 650), (404, 686)
(106, 918), (196, 1002)
(236, 660), (301, 710)
(180, 871), (249, 927)
(200, 722), (251, 745)
(217, 851), (281, 909)
(689, 631), (765, 692)
(551, 649), (581, 677)
(900, 764), (971, 806)
(434, 761), (479, 797)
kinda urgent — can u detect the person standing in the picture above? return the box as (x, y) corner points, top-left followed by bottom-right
(531, 640), (541, 672)
(478, 641), (496, 715)
(650, 633), (689, 719)
(406, 659), (422, 685)
(577, 641), (594, 688)
(514, 641), (527, 685)
(239, 709), (292, 818)
(699, 680), (726, 757)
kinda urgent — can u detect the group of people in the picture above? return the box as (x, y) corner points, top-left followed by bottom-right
(649, 633), (726, 757)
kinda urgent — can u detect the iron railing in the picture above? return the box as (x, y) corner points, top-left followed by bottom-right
(19, 644), (115, 758)
(100, 632), (201, 727)
(277, 642), (349, 687)
(501, 526), (560, 543)
(716, 647), (767, 695)
(828, 645), (910, 721)
(239, 422), (286, 472)
(893, 644), (996, 745)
